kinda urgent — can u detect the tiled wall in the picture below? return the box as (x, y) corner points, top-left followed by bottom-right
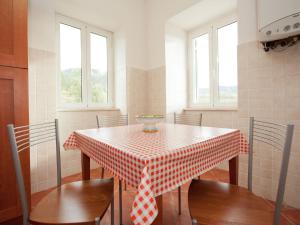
(237, 41), (300, 208)
(146, 66), (166, 115)
(29, 48), (57, 192)
(127, 67), (147, 123)
(126, 66), (166, 118)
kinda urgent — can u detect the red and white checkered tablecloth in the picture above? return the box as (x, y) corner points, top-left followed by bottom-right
(63, 124), (248, 225)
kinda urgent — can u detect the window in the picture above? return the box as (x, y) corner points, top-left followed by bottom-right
(57, 15), (113, 109)
(189, 19), (237, 108)
(193, 33), (210, 105)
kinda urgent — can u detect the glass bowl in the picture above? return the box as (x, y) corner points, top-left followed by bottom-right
(136, 115), (164, 133)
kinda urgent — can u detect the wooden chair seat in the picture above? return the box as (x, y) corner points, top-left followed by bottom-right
(188, 179), (277, 225)
(30, 179), (114, 225)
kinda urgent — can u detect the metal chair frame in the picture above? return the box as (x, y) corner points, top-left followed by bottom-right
(7, 119), (114, 225)
(96, 114), (128, 128)
(248, 117), (294, 225)
(96, 114), (128, 225)
(189, 117), (294, 225)
(174, 112), (203, 215)
(174, 112), (202, 127)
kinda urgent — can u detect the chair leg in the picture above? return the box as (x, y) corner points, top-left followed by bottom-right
(119, 180), (123, 225)
(101, 167), (105, 179)
(111, 195), (114, 225)
(192, 218), (198, 225)
(178, 186), (181, 215)
(124, 182), (127, 191)
(198, 175), (201, 180)
(95, 217), (100, 225)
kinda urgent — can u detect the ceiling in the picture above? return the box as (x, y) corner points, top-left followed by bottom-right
(168, 0), (237, 30)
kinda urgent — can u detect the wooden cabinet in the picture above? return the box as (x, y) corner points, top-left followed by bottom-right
(0, 0), (28, 68)
(0, 66), (29, 223)
(0, 0), (29, 223)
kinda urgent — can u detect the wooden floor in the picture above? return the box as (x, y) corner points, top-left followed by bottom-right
(32, 169), (300, 225)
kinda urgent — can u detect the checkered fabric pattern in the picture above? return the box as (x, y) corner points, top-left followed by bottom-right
(130, 167), (158, 225)
(63, 124), (248, 225)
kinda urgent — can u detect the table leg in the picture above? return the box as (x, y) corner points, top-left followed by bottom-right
(229, 156), (239, 185)
(81, 152), (90, 180)
(152, 195), (163, 225)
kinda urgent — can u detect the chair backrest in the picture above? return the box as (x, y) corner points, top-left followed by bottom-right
(7, 119), (61, 225)
(248, 117), (294, 225)
(174, 112), (202, 126)
(96, 114), (128, 128)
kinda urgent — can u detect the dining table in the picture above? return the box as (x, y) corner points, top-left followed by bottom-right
(63, 123), (248, 225)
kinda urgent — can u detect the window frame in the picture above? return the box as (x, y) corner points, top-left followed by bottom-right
(189, 24), (213, 108)
(56, 14), (114, 110)
(188, 14), (238, 109)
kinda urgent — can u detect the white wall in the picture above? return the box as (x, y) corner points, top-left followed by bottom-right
(165, 22), (187, 114)
(114, 29), (127, 113)
(29, 0), (147, 69)
(28, 0), (57, 192)
(54, 0), (147, 70)
(29, 0), (55, 51)
(145, 0), (201, 69)
(257, 0), (300, 28)
(237, 0), (257, 44)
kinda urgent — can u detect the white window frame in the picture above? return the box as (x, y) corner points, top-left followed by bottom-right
(188, 14), (237, 109)
(56, 14), (114, 110)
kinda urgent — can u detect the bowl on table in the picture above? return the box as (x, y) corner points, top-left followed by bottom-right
(136, 115), (164, 133)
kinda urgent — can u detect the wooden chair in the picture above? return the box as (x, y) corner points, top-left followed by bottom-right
(96, 114), (128, 225)
(174, 112), (203, 215)
(188, 117), (294, 225)
(7, 119), (114, 225)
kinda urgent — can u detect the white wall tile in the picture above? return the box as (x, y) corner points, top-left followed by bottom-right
(235, 41), (300, 208)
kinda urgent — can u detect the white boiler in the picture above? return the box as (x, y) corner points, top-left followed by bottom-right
(257, 0), (300, 50)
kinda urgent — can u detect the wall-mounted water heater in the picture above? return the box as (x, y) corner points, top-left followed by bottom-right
(257, 0), (300, 52)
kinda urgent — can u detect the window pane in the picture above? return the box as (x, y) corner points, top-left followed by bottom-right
(217, 22), (237, 105)
(90, 33), (108, 104)
(193, 33), (210, 104)
(59, 24), (82, 104)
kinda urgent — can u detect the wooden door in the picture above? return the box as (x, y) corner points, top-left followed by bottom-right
(0, 66), (29, 223)
(0, 0), (28, 68)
